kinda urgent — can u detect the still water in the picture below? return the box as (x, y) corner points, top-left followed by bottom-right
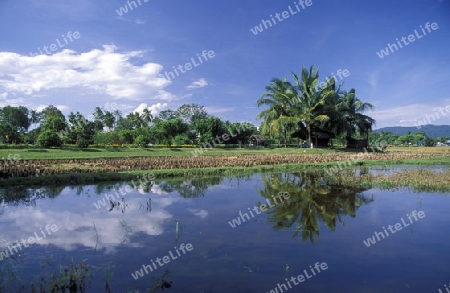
(0, 168), (449, 292)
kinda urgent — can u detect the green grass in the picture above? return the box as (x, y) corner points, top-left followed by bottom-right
(0, 146), (336, 160)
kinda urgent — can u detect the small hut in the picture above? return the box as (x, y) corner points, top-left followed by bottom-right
(291, 125), (335, 148)
(248, 135), (268, 147)
(346, 138), (368, 149)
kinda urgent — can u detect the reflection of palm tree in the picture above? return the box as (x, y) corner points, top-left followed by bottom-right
(256, 172), (373, 243)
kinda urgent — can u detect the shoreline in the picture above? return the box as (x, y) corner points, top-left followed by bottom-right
(0, 155), (449, 188)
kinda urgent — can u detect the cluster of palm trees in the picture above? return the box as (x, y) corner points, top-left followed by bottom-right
(92, 106), (153, 131)
(257, 65), (375, 148)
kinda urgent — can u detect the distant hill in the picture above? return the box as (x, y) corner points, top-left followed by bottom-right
(373, 125), (450, 137)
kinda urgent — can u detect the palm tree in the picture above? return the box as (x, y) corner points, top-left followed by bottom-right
(257, 78), (297, 146)
(257, 65), (375, 148)
(290, 66), (330, 148)
(93, 107), (104, 121)
(257, 66), (331, 148)
(336, 89), (375, 141)
(126, 112), (145, 129)
(330, 89), (375, 139)
(319, 77), (348, 137)
(113, 110), (122, 129)
(141, 108), (153, 126)
(103, 111), (115, 131)
(317, 78), (376, 146)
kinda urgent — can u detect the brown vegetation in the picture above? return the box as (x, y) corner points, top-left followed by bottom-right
(0, 152), (448, 178)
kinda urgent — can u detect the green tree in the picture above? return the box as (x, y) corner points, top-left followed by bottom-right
(161, 118), (189, 145)
(0, 106), (31, 143)
(65, 112), (99, 148)
(141, 108), (153, 126)
(337, 89), (375, 140)
(257, 66), (331, 148)
(175, 104), (209, 125)
(290, 66), (331, 148)
(103, 111), (116, 131)
(223, 121), (256, 145)
(37, 130), (63, 148)
(194, 116), (224, 144)
(257, 66), (376, 148)
(135, 134), (149, 148)
(38, 108), (67, 147)
(257, 78), (297, 146)
(158, 110), (177, 121)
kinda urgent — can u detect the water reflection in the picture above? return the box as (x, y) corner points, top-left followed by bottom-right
(256, 172), (374, 243)
(2, 169), (448, 292)
(157, 177), (222, 198)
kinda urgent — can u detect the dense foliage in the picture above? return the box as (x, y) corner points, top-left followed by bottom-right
(257, 65), (375, 147)
(0, 103), (257, 148)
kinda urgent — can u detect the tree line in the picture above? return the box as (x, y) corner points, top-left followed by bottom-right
(0, 104), (256, 148)
(370, 131), (449, 147)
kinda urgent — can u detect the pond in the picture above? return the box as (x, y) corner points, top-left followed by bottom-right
(0, 167), (449, 292)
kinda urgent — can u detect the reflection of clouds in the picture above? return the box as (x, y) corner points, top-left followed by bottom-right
(0, 188), (183, 254)
(208, 184), (235, 191)
(188, 209), (208, 219)
(150, 184), (170, 195)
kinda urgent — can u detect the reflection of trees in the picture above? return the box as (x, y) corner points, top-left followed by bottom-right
(159, 177), (223, 198)
(256, 172), (374, 243)
(0, 187), (62, 206)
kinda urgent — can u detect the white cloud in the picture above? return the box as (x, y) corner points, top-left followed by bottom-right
(371, 99), (450, 129)
(0, 196), (175, 253)
(133, 102), (168, 116)
(186, 78), (208, 89)
(0, 45), (175, 102)
(188, 209), (208, 219)
(35, 104), (69, 112)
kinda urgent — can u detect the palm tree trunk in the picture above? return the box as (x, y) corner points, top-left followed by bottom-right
(307, 124), (313, 148)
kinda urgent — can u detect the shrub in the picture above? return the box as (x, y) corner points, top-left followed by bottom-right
(135, 134), (149, 148)
(76, 138), (90, 149)
(37, 130), (62, 148)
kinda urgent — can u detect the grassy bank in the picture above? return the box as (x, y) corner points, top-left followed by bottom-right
(0, 146), (334, 160)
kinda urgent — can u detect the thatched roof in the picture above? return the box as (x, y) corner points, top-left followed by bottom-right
(291, 125), (335, 140)
(249, 135), (267, 142)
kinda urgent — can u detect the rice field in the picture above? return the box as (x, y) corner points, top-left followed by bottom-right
(327, 168), (450, 192)
(0, 146), (449, 188)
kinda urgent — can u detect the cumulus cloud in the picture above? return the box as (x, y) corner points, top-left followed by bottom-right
(35, 104), (69, 112)
(133, 102), (168, 116)
(0, 45), (175, 101)
(186, 78), (208, 89)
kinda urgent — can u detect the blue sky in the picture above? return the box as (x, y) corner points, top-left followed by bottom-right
(0, 0), (449, 128)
